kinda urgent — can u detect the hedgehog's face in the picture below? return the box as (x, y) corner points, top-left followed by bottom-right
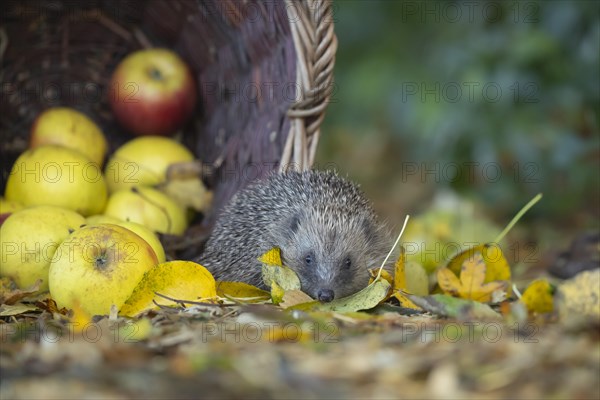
(276, 209), (388, 302)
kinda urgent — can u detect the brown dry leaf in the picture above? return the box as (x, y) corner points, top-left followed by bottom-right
(0, 303), (38, 316)
(35, 298), (69, 315)
(279, 289), (314, 309)
(437, 252), (508, 303)
(0, 279), (42, 305)
(520, 279), (555, 314)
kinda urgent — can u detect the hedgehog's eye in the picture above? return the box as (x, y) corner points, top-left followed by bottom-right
(344, 257), (352, 269)
(304, 254), (314, 266)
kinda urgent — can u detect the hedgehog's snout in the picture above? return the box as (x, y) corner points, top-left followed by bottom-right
(317, 288), (335, 302)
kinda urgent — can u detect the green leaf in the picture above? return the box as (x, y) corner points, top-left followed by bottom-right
(306, 279), (391, 313)
(404, 293), (502, 321)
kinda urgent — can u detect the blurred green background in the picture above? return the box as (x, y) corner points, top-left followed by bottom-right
(316, 0), (599, 258)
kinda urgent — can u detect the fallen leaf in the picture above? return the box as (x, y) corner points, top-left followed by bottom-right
(35, 298), (69, 315)
(520, 279), (555, 314)
(0, 303), (38, 316)
(447, 243), (511, 285)
(405, 261), (429, 296)
(437, 252), (508, 303)
(216, 281), (270, 302)
(390, 250), (423, 310)
(368, 268), (394, 287)
(311, 279), (391, 313)
(556, 269), (600, 320)
(0, 279), (42, 305)
(279, 289), (314, 309)
(394, 247), (408, 290)
(158, 177), (212, 213)
(260, 248), (301, 291)
(270, 281), (285, 305)
(404, 293), (502, 321)
(258, 247), (283, 266)
(120, 261), (217, 317)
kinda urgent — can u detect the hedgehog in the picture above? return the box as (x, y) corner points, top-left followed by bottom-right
(199, 170), (392, 302)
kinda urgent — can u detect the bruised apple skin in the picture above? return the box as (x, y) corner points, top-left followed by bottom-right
(109, 48), (197, 137)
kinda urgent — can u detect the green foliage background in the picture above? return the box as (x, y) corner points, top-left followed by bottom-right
(317, 0), (599, 237)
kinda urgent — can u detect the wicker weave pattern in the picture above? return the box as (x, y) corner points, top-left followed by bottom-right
(281, 0), (337, 172)
(0, 0), (337, 239)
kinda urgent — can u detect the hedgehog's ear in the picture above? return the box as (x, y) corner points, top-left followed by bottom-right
(361, 217), (374, 238)
(289, 212), (301, 234)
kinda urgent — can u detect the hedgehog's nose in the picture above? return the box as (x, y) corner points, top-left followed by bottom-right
(317, 288), (335, 302)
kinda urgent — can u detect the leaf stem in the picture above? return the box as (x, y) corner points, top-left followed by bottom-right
(494, 193), (543, 244)
(376, 215), (410, 281)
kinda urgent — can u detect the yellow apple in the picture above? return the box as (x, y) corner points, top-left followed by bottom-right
(85, 215), (166, 263)
(0, 206), (85, 291)
(109, 48), (197, 136)
(4, 145), (108, 216)
(0, 197), (24, 225)
(103, 187), (187, 235)
(0, 197), (24, 214)
(104, 136), (194, 193)
(30, 107), (108, 166)
(48, 223), (158, 316)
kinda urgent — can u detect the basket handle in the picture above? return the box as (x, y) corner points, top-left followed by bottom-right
(280, 0), (338, 173)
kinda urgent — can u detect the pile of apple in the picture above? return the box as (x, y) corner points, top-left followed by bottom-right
(0, 49), (210, 316)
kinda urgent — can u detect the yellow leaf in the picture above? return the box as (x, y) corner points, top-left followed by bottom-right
(216, 281), (270, 302)
(270, 281), (285, 305)
(520, 279), (554, 314)
(159, 177), (213, 213)
(120, 261), (217, 317)
(447, 243), (511, 285)
(437, 252), (508, 303)
(394, 247), (407, 290)
(392, 291), (422, 310)
(368, 268), (394, 287)
(405, 261), (429, 296)
(261, 263), (301, 291)
(258, 247), (283, 266)
(437, 267), (463, 297)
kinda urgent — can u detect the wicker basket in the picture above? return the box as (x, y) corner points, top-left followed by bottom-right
(0, 0), (337, 257)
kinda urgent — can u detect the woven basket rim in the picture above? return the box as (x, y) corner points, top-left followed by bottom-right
(279, 0), (338, 172)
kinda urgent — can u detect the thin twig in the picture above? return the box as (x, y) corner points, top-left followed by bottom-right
(375, 215), (410, 281)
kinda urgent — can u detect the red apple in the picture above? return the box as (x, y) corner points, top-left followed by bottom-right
(109, 48), (197, 136)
